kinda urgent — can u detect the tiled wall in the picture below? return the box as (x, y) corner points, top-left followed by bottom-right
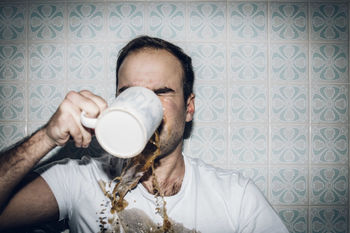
(0, 1), (349, 232)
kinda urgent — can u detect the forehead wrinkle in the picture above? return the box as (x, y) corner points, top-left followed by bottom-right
(118, 49), (183, 89)
(120, 48), (183, 74)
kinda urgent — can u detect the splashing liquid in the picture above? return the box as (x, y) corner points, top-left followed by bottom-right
(99, 131), (173, 232)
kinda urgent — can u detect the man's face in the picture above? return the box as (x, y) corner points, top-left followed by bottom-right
(117, 48), (194, 156)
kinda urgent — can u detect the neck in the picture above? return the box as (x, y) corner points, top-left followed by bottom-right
(141, 143), (185, 196)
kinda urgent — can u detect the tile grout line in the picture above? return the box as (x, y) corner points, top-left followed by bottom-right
(225, 0), (230, 168)
(64, 1), (68, 113)
(266, 0), (272, 206)
(25, 0), (29, 136)
(307, 1), (312, 232)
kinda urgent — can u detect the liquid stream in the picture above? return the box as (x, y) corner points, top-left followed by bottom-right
(99, 132), (172, 232)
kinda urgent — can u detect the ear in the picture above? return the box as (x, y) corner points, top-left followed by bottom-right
(185, 93), (195, 122)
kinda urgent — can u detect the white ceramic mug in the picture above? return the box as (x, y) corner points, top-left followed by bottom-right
(80, 86), (163, 158)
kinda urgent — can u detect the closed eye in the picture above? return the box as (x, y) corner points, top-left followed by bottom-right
(117, 86), (175, 96)
(154, 87), (175, 95)
(117, 86), (129, 94)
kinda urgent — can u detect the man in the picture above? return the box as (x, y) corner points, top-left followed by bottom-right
(0, 36), (288, 233)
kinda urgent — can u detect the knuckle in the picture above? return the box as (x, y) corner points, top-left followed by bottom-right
(79, 89), (91, 95)
(87, 104), (100, 117)
(91, 107), (100, 116)
(65, 90), (77, 100)
(101, 101), (108, 110)
(58, 100), (72, 114)
(84, 107), (98, 118)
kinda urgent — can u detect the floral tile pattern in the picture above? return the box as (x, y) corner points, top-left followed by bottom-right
(311, 207), (347, 233)
(312, 85), (348, 123)
(189, 2), (225, 41)
(311, 3), (348, 41)
(311, 166), (348, 205)
(311, 44), (348, 83)
(0, 4), (25, 40)
(29, 3), (64, 41)
(29, 43), (64, 81)
(68, 3), (104, 40)
(194, 84), (226, 122)
(229, 2), (267, 40)
(230, 126), (267, 164)
(270, 167), (308, 204)
(148, 2), (185, 40)
(68, 83), (105, 100)
(0, 83), (25, 120)
(0, 123), (25, 151)
(270, 43), (307, 82)
(312, 126), (348, 164)
(27, 121), (45, 136)
(68, 44), (104, 81)
(0, 1), (349, 230)
(108, 2), (144, 40)
(271, 126), (308, 164)
(276, 207), (308, 233)
(189, 43), (226, 81)
(29, 83), (64, 121)
(104, 81), (117, 106)
(270, 3), (307, 40)
(271, 85), (307, 123)
(230, 43), (267, 81)
(0, 44), (25, 80)
(230, 85), (267, 122)
(183, 125), (226, 165)
(107, 43), (123, 82)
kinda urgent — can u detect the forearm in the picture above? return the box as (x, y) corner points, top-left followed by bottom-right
(0, 127), (56, 212)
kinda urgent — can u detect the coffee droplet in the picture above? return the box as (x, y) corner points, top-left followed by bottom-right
(99, 131), (173, 232)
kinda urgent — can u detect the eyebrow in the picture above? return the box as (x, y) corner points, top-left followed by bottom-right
(117, 86), (175, 95)
(153, 87), (175, 95)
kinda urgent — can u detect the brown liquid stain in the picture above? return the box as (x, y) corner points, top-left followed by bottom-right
(99, 131), (173, 232)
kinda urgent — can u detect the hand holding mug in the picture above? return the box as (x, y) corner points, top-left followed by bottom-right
(81, 86), (163, 158)
(45, 90), (107, 148)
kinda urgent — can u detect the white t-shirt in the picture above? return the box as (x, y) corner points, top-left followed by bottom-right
(38, 155), (288, 233)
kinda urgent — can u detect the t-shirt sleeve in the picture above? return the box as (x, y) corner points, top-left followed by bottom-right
(35, 159), (79, 221)
(238, 180), (289, 233)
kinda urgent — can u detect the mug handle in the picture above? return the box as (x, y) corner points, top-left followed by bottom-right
(80, 111), (97, 129)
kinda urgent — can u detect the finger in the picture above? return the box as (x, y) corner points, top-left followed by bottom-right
(68, 116), (83, 148)
(80, 90), (108, 113)
(59, 98), (92, 148)
(66, 102), (93, 148)
(65, 91), (101, 118)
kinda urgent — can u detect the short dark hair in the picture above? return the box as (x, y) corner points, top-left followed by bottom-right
(116, 36), (194, 103)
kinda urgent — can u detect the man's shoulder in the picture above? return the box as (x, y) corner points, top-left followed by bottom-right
(184, 155), (250, 189)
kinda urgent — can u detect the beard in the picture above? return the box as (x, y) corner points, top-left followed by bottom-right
(139, 120), (184, 161)
(156, 117), (186, 159)
(159, 128), (184, 156)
